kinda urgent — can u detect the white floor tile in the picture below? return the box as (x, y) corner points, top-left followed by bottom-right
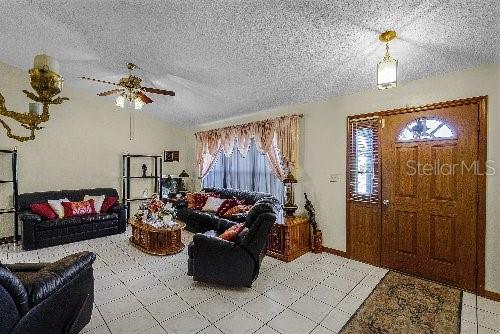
(242, 295), (286, 323)
(160, 308), (210, 334)
(215, 309), (263, 334)
(135, 284), (174, 306)
(268, 309), (317, 334)
(289, 294), (333, 323)
(107, 308), (158, 334)
(264, 284), (302, 307)
(194, 295), (238, 322)
(307, 284), (347, 307)
(320, 309), (352, 333)
(145, 294), (191, 322)
(98, 295), (143, 322)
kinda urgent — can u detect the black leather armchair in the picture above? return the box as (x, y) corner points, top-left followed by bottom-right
(187, 197), (280, 287)
(0, 252), (96, 334)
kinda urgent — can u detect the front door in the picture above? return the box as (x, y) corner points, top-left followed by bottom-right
(380, 104), (479, 291)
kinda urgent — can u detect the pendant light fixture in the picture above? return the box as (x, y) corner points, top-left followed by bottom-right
(377, 30), (398, 90)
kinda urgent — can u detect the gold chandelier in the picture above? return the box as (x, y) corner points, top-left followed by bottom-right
(377, 30), (398, 90)
(0, 54), (69, 142)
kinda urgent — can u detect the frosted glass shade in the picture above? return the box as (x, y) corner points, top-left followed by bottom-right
(115, 95), (125, 108)
(377, 58), (397, 90)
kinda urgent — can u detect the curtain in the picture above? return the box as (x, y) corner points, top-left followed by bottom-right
(203, 139), (285, 202)
(196, 114), (300, 180)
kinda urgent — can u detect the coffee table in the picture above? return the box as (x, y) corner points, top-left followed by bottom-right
(129, 219), (186, 256)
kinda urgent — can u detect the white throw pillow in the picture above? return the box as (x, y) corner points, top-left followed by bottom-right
(84, 195), (106, 213)
(201, 196), (226, 212)
(48, 198), (70, 218)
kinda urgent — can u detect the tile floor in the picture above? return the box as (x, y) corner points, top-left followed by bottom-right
(1, 227), (499, 334)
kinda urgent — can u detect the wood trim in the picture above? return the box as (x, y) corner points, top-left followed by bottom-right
(323, 247), (349, 258)
(346, 96), (488, 295)
(477, 96), (488, 297)
(484, 290), (500, 302)
(347, 96), (488, 120)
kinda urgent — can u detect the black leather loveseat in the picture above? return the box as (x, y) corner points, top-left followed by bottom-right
(175, 187), (274, 233)
(19, 188), (126, 250)
(0, 251), (95, 334)
(188, 197), (280, 287)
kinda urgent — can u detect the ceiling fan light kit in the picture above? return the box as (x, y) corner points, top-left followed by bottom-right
(377, 30), (398, 90)
(82, 62), (175, 111)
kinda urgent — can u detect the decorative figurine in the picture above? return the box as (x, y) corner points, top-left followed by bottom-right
(142, 163), (147, 177)
(304, 193), (323, 253)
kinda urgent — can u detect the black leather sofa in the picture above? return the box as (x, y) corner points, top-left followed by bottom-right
(0, 251), (95, 334)
(175, 187), (274, 233)
(187, 197), (279, 287)
(19, 188), (127, 250)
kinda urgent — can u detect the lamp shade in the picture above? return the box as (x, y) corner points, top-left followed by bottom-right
(115, 95), (125, 108)
(377, 57), (398, 90)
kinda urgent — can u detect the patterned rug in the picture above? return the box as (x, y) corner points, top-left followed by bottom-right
(339, 271), (462, 334)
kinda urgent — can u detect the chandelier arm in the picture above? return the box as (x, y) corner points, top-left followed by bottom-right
(0, 118), (36, 142)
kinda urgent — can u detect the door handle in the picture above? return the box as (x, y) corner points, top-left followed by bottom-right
(382, 199), (390, 208)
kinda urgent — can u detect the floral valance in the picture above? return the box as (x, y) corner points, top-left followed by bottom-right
(195, 114), (301, 180)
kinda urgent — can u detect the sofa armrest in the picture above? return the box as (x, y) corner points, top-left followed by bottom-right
(216, 218), (237, 234)
(6, 263), (48, 272)
(0, 266), (30, 315)
(19, 211), (41, 251)
(14, 252), (96, 307)
(19, 211), (41, 224)
(109, 204), (127, 232)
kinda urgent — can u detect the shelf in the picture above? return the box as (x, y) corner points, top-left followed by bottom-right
(122, 176), (160, 179)
(0, 150), (15, 154)
(124, 154), (161, 158)
(0, 180), (14, 183)
(125, 198), (152, 202)
(0, 208), (15, 214)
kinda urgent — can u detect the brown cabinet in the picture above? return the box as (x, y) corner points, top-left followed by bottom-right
(267, 215), (311, 262)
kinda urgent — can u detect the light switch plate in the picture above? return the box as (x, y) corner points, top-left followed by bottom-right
(330, 174), (340, 183)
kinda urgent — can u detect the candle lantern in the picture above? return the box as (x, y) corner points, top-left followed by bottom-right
(283, 171), (298, 217)
(178, 170), (190, 195)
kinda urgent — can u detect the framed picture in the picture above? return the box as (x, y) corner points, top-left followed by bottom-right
(164, 151), (179, 162)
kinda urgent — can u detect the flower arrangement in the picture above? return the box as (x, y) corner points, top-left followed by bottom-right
(134, 193), (177, 228)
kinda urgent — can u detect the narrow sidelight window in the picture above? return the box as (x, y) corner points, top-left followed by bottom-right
(348, 117), (380, 203)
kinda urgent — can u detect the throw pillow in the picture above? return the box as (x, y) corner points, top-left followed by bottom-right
(62, 199), (96, 217)
(216, 198), (241, 216)
(192, 192), (220, 210)
(186, 193), (197, 209)
(48, 198), (70, 219)
(219, 223), (245, 241)
(101, 196), (118, 213)
(84, 195), (106, 213)
(223, 204), (253, 217)
(201, 196), (226, 212)
(30, 203), (57, 220)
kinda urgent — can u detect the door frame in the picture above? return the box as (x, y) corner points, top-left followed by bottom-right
(346, 95), (488, 295)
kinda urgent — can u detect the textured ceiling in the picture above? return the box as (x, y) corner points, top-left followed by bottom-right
(0, 1), (498, 127)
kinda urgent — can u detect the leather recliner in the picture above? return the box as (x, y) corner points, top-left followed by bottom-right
(187, 197), (280, 287)
(0, 251), (95, 334)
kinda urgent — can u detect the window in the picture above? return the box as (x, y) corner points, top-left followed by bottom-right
(348, 117), (379, 203)
(202, 139), (284, 202)
(398, 118), (454, 141)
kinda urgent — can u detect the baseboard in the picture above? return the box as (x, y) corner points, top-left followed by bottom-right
(323, 247), (349, 258)
(484, 290), (500, 302)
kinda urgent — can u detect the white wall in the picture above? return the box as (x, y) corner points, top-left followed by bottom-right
(0, 61), (192, 237)
(196, 62), (500, 293)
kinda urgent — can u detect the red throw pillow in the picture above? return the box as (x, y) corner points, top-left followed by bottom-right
(216, 198), (241, 216)
(192, 192), (220, 210)
(30, 203), (57, 220)
(101, 196), (118, 213)
(62, 199), (96, 217)
(219, 223), (245, 241)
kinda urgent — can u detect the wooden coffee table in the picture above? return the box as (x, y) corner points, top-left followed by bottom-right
(129, 219), (186, 256)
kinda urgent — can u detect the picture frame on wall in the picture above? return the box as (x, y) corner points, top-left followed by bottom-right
(164, 151), (179, 162)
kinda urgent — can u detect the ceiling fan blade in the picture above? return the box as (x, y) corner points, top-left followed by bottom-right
(81, 76), (119, 86)
(141, 87), (175, 96)
(97, 88), (125, 96)
(137, 92), (153, 104)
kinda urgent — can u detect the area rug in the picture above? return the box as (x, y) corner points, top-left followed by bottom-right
(339, 271), (462, 334)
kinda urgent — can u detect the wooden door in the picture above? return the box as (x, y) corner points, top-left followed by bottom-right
(380, 104), (479, 291)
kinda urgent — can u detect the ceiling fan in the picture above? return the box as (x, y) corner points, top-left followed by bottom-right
(81, 63), (175, 110)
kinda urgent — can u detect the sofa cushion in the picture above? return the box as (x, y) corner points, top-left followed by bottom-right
(62, 199), (96, 218)
(35, 217), (83, 231)
(216, 198), (241, 216)
(81, 213), (118, 223)
(219, 223), (245, 241)
(100, 197), (118, 213)
(30, 203), (57, 220)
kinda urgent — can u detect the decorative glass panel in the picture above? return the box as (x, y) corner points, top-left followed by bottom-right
(398, 118), (454, 141)
(355, 128), (374, 195)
